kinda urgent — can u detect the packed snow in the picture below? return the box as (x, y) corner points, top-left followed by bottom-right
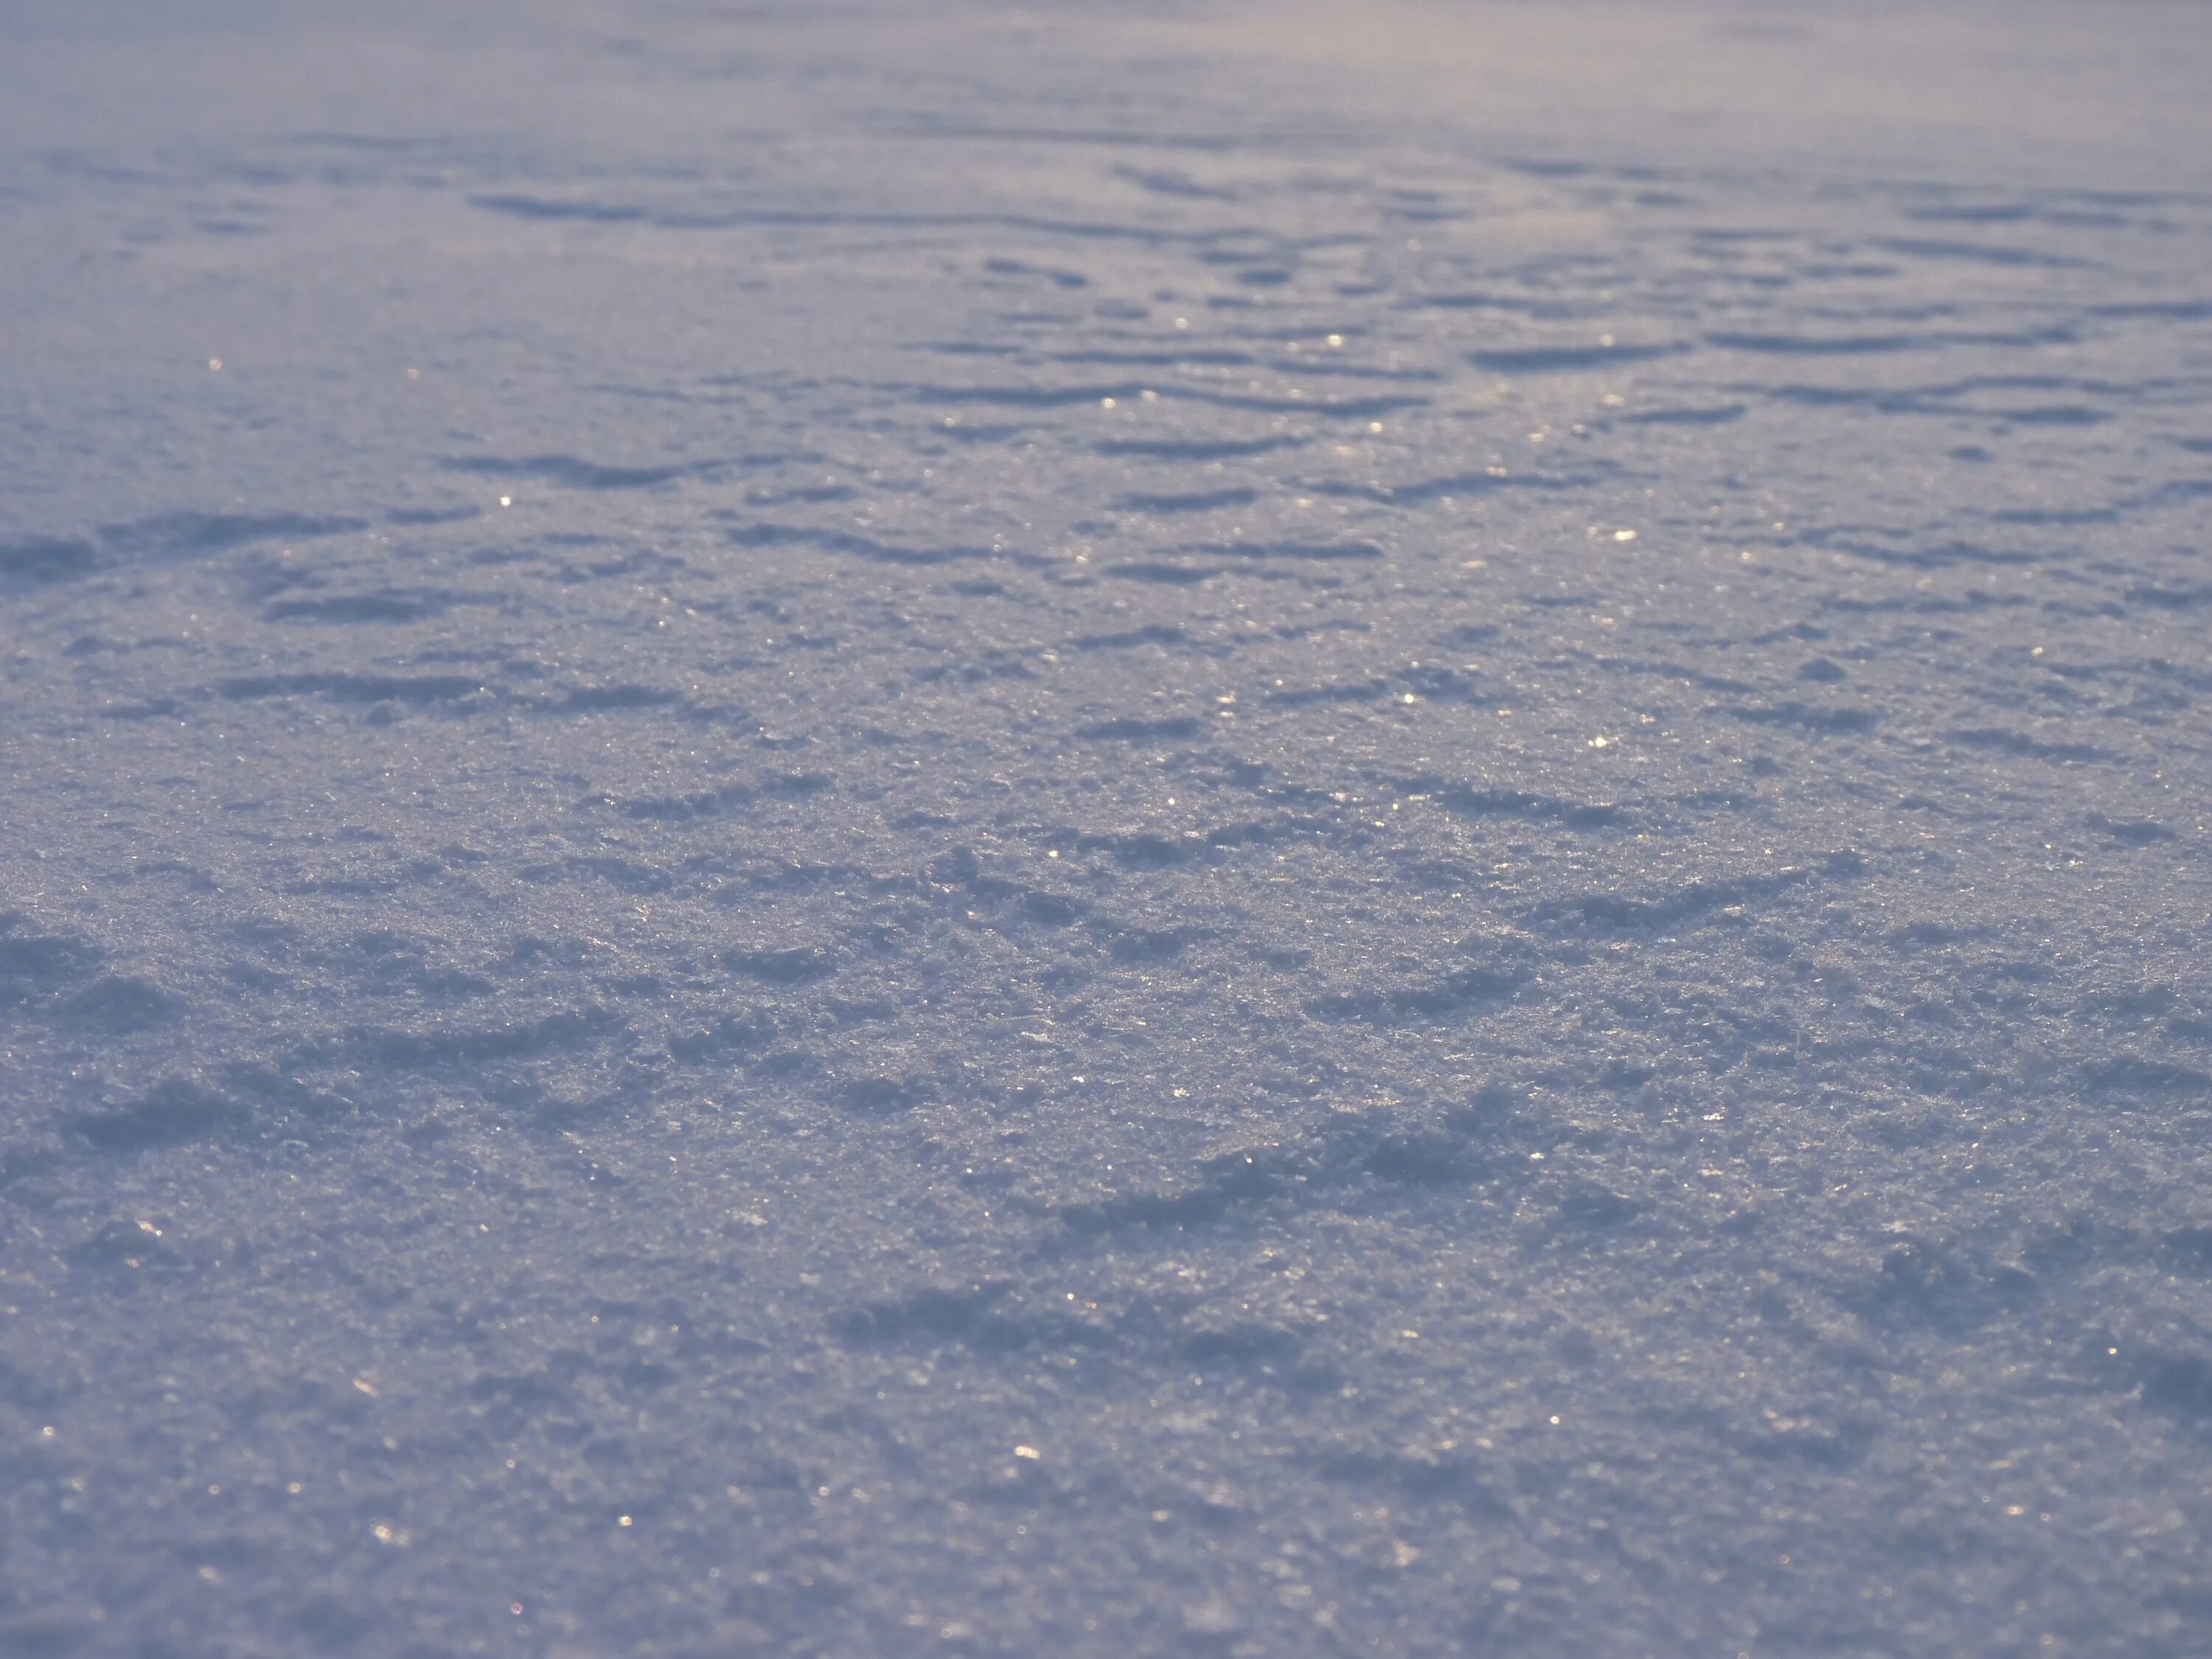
(4, 1), (2211, 1653)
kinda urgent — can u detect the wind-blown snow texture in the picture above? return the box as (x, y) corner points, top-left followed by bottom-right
(4, 1), (2212, 1653)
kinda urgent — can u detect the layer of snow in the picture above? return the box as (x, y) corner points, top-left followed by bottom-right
(4, 2), (2211, 1652)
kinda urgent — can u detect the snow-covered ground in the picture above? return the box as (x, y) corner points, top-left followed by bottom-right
(4, 2), (2211, 1652)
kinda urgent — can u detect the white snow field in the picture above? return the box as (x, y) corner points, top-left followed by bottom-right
(4, 1), (2211, 1652)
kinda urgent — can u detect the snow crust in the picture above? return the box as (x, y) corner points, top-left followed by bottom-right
(3, 1), (2211, 1652)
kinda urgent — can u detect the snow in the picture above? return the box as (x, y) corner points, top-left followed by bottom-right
(3, 1), (2211, 1652)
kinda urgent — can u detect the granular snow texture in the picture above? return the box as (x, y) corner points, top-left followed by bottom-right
(4, 2), (2212, 1654)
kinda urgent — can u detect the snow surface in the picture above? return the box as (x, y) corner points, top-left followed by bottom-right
(4, 1), (2212, 1653)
